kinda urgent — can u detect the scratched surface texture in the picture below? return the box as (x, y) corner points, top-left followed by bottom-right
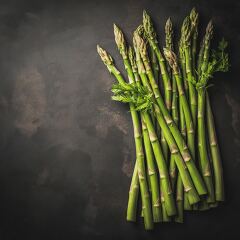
(0, 0), (239, 239)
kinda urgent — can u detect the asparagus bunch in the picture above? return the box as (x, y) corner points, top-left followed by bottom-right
(97, 7), (229, 229)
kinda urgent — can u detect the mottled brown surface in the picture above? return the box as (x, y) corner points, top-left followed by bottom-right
(0, 0), (239, 240)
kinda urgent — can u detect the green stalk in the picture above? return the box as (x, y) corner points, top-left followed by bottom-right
(197, 38), (205, 76)
(184, 190), (192, 210)
(150, 38), (168, 160)
(129, 46), (162, 221)
(164, 48), (204, 208)
(198, 89), (215, 203)
(127, 163), (139, 221)
(169, 153), (177, 190)
(179, 39), (189, 99)
(134, 33), (206, 197)
(173, 71), (195, 159)
(113, 24), (155, 221)
(134, 37), (199, 215)
(142, 117), (162, 222)
(181, 16), (197, 130)
(133, 40), (175, 217)
(135, 44), (199, 206)
(190, 7), (199, 79)
(169, 77), (178, 190)
(97, 45), (154, 230)
(143, 11), (172, 111)
(163, 49), (205, 194)
(165, 18), (178, 190)
(150, 46), (159, 84)
(175, 172), (184, 223)
(154, 104), (200, 205)
(196, 21), (215, 203)
(161, 192), (171, 222)
(143, 14), (172, 167)
(142, 112), (177, 215)
(197, 21), (226, 202)
(179, 102), (192, 211)
(130, 105), (154, 229)
(171, 77), (179, 125)
(206, 93), (225, 201)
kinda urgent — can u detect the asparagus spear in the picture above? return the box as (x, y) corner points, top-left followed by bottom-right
(197, 21), (215, 203)
(197, 32), (225, 202)
(143, 10), (172, 112)
(143, 10), (172, 162)
(197, 23), (229, 203)
(137, 23), (170, 162)
(133, 36), (173, 219)
(114, 26), (176, 217)
(190, 7), (199, 79)
(176, 101), (188, 219)
(179, 38), (189, 99)
(129, 46), (163, 222)
(150, 46), (159, 86)
(133, 33), (204, 205)
(150, 47), (164, 158)
(175, 169), (184, 223)
(97, 45), (154, 230)
(165, 18), (179, 192)
(181, 16), (198, 133)
(206, 93), (225, 201)
(115, 25), (164, 222)
(127, 163), (139, 221)
(130, 29), (177, 218)
(164, 48), (198, 209)
(134, 32), (206, 197)
(190, 8), (199, 208)
(178, 39), (193, 210)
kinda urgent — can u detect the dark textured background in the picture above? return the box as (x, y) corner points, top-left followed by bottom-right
(0, 0), (239, 239)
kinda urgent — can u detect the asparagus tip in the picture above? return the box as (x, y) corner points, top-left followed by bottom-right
(204, 20), (213, 43)
(206, 20), (213, 34)
(165, 17), (173, 49)
(136, 24), (144, 36)
(113, 23), (123, 45)
(190, 7), (199, 28)
(113, 23), (128, 58)
(113, 23), (119, 34)
(165, 17), (173, 32)
(128, 46), (137, 71)
(97, 45), (113, 65)
(133, 32), (147, 58)
(181, 16), (192, 43)
(143, 10), (156, 40)
(143, 9), (148, 18)
(163, 48), (178, 72)
(166, 17), (172, 26)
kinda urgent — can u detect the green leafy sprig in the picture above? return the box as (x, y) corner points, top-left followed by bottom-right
(196, 38), (229, 90)
(111, 83), (154, 112)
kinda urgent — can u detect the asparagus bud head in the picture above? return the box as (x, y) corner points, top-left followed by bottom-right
(134, 32), (148, 61)
(204, 20), (213, 44)
(181, 16), (192, 45)
(143, 10), (157, 41)
(165, 17), (173, 50)
(128, 46), (137, 73)
(113, 24), (128, 59)
(178, 38), (184, 57)
(97, 45), (113, 66)
(190, 7), (199, 29)
(163, 48), (179, 73)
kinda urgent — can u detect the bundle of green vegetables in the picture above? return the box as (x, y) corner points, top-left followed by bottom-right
(97, 8), (229, 230)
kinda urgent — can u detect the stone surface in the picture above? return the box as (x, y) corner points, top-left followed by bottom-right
(0, 0), (239, 239)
